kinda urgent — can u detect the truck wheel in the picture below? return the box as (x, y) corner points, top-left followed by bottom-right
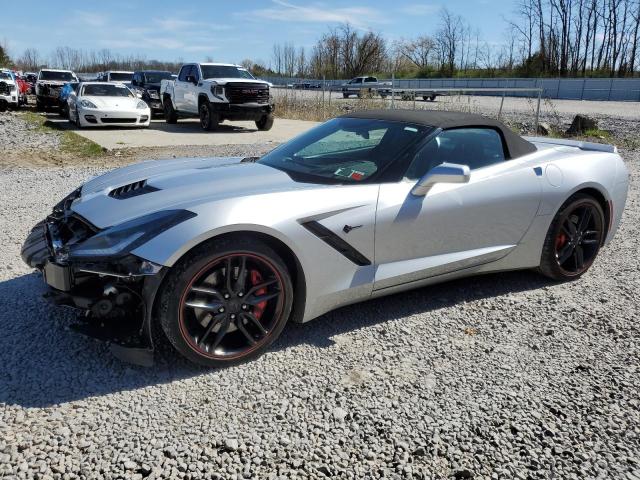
(199, 103), (219, 131)
(164, 100), (178, 124)
(36, 99), (44, 112)
(0, 100), (7, 113)
(343, 93), (349, 99)
(255, 114), (274, 131)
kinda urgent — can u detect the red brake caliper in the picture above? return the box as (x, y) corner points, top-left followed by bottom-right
(250, 270), (267, 320)
(555, 233), (567, 250)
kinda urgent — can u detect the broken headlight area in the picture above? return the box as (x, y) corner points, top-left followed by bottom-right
(22, 207), (196, 365)
(43, 256), (167, 365)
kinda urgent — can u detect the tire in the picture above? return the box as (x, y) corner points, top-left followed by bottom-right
(255, 114), (274, 131)
(539, 193), (605, 281)
(0, 100), (7, 113)
(74, 109), (83, 128)
(199, 102), (219, 131)
(156, 236), (294, 367)
(163, 99), (178, 124)
(36, 99), (44, 112)
(343, 93), (349, 99)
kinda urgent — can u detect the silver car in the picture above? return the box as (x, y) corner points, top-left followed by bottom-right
(21, 110), (629, 367)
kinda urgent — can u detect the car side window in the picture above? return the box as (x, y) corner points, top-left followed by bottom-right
(365, 77), (376, 83)
(354, 78), (362, 84)
(178, 66), (190, 82)
(405, 128), (506, 180)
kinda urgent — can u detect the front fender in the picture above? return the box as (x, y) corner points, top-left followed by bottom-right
(133, 220), (305, 270)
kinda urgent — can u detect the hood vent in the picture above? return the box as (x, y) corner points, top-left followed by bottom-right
(108, 180), (159, 200)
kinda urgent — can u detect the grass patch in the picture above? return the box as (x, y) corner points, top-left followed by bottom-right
(19, 111), (104, 157)
(582, 128), (612, 139)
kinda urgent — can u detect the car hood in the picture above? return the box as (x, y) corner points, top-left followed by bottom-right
(73, 157), (317, 229)
(205, 78), (270, 86)
(81, 95), (140, 109)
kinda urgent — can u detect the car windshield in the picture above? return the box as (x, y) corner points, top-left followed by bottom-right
(258, 118), (431, 183)
(110, 72), (133, 81)
(40, 70), (75, 81)
(143, 72), (173, 83)
(82, 84), (134, 97)
(0, 72), (12, 80)
(200, 65), (255, 79)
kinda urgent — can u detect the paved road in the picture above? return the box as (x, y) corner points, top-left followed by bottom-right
(47, 117), (318, 150)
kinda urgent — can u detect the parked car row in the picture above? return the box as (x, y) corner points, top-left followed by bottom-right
(2, 63), (276, 132)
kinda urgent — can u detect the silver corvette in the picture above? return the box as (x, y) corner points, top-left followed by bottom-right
(22, 110), (629, 367)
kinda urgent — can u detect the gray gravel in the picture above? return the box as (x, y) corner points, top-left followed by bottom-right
(0, 147), (639, 479)
(0, 112), (62, 153)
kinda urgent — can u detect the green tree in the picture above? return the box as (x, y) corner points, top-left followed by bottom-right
(0, 45), (11, 67)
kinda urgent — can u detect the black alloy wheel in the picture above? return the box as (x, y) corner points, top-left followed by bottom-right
(540, 193), (605, 280)
(199, 103), (219, 131)
(157, 237), (293, 367)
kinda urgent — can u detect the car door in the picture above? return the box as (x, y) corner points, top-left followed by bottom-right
(184, 65), (200, 114)
(373, 128), (542, 291)
(174, 65), (191, 111)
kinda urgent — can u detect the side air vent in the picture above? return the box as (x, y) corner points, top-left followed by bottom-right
(301, 221), (371, 266)
(108, 180), (159, 200)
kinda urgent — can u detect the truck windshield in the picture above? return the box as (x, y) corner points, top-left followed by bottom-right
(82, 84), (134, 97)
(0, 72), (12, 80)
(40, 71), (76, 81)
(143, 72), (173, 83)
(258, 118), (430, 184)
(109, 72), (133, 81)
(200, 65), (255, 79)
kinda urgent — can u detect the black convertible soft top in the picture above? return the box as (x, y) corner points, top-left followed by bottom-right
(342, 109), (537, 159)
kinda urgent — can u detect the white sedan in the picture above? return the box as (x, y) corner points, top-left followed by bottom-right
(68, 82), (150, 128)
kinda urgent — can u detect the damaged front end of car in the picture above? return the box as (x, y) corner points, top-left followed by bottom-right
(21, 187), (195, 366)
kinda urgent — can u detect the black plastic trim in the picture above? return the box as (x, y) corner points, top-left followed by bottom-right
(301, 221), (371, 266)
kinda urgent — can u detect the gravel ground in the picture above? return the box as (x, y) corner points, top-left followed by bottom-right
(0, 112), (61, 153)
(0, 142), (638, 479)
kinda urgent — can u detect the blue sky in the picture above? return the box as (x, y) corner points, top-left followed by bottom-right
(4, 0), (515, 65)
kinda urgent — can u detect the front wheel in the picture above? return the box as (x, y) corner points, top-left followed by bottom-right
(539, 193), (605, 280)
(157, 237), (293, 367)
(74, 109), (83, 128)
(255, 114), (274, 131)
(199, 102), (219, 131)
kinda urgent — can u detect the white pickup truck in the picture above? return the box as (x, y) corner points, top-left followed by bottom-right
(160, 63), (274, 131)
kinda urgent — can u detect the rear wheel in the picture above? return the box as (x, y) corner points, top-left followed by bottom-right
(157, 237), (293, 367)
(539, 193), (605, 280)
(36, 99), (44, 111)
(163, 99), (178, 124)
(255, 114), (274, 131)
(343, 92), (349, 98)
(199, 102), (219, 131)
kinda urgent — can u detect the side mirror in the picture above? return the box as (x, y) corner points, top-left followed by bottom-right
(185, 75), (197, 84)
(411, 162), (470, 196)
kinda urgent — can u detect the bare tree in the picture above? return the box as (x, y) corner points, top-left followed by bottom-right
(395, 35), (436, 69)
(435, 8), (465, 76)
